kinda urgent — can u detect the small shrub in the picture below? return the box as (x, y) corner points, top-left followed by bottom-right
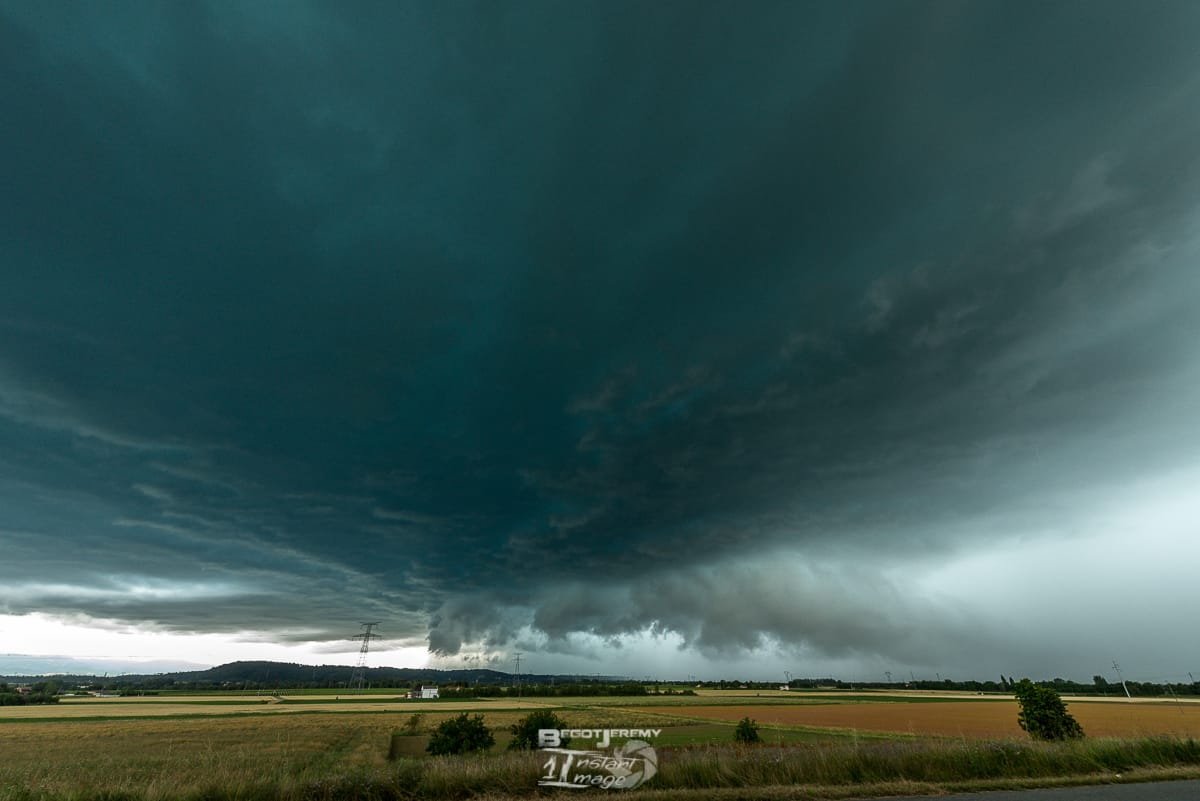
(508, 708), (570, 751)
(426, 713), (495, 756)
(734, 716), (761, 744)
(1014, 678), (1084, 740)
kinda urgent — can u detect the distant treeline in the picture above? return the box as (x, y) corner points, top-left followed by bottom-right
(437, 682), (681, 698)
(0, 682), (60, 706)
(93, 678), (1199, 697)
(767, 676), (1200, 697)
(93, 678), (655, 694)
(6, 661), (1197, 698)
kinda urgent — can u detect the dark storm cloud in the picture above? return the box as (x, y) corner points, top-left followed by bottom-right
(2, 1), (1200, 676)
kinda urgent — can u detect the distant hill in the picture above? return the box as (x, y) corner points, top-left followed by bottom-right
(0, 654), (207, 677)
(175, 660), (519, 687)
(1, 659), (623, 688)
(5, 661), (1189, 697)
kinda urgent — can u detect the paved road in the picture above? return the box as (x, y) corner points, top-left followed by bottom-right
(879, 779), (1200, 800)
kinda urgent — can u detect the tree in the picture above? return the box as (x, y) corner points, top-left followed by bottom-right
(1013, 679), (1084, 740)
(426, 713), (495, 755)
(508, 708), (570, 751)
(733, 716), (761, 744)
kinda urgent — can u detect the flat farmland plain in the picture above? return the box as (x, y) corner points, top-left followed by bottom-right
(4, 691), (1200, 801)
(632, 699), (1200, 738)
(2, 690), (1200, 801)
(0, 713), (403, 797)
(0, 695), (559, 719)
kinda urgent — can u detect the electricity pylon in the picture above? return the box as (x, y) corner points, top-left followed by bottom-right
(350, 622), (381, 692)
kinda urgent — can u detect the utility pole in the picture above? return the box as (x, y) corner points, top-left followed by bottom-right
(1112, 661), (1131, 699)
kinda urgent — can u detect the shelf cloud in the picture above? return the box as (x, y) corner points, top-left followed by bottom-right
(2, 0), (1199, 680)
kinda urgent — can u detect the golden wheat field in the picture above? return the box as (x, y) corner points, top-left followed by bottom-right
(0, 696), (561, 719)
(0, 714), (382, 793)
(0, 709), (535, 795)
(3, 692), (1200, 800)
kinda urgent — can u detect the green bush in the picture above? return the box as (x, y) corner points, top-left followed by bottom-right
(507, 708), (570, 751)
(733, 716), (761, 744)
(1014, 678), (1084, 740)
(426, 713), (495, 756)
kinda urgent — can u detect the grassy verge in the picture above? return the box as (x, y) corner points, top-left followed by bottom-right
(656, 736), (1200, 786)
(2, 736), (1198, 801)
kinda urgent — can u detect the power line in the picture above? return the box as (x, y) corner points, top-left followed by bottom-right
(514, 652), (523, 707)
(349, 622), (381, 692)
(1112, 661), (1131, 700)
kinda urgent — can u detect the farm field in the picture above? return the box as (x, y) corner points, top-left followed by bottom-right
(632, 699), (1200, 738)
(5, 689), (1199, 734)
(3, 690), (1200, 801)
(0, 695), (538, 720)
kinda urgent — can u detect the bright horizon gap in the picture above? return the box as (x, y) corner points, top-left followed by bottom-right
(1, 613), (1193, 686)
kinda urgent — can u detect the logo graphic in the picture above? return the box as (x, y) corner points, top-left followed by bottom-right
(537, 729), (659, 790)
(609, 739), (658, 787)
